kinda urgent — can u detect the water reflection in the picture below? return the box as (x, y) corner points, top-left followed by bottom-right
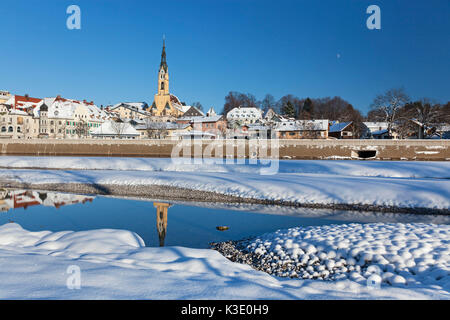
(154, 202), (170, 247)
(0, 188), (94, 212)
(1, 188), (449, 248)
(0, 188), (173, 247)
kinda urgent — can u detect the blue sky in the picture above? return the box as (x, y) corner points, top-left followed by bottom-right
(1, 0), (449, 114)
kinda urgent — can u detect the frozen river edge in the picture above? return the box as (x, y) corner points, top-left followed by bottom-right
(1, 180), (449, 215)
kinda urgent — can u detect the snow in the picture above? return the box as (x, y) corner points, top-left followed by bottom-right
(0, 157), (449, 210)
(0, 156), (449, 179)
(0, 222), (448, 299)
(90, 121), (139, 136)
(244, 223), (450, 289)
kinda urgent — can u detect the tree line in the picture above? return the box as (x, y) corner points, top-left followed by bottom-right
(221, 89), (450, 138)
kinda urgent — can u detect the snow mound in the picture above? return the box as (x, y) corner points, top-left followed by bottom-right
(245, 223), (450, 289)
(0, 223), (145, 258)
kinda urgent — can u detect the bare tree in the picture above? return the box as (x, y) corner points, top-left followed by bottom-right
(144, 119), (168, 139)
(402, 99), (440, 138)
(75, 121), (89, 138)
(261, 94), (276, 113)
(110, 121), (128, 139)
(223, 92), (260, 115)
(370, 88), (410, 135)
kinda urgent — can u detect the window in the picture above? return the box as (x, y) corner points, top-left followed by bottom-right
(8, 126), (13, 132)
(17, 126), (21, 133)
(1, 126), (5, 132)
(161, 82), (165, 90)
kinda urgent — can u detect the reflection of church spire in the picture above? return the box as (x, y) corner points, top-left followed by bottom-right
(153, 202), (170, 247)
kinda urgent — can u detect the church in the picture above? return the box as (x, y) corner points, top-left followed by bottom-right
(149, 39), (192, 118)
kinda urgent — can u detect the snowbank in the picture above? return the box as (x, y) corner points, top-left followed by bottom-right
(1, 168), (449, 210)
(0, 223), (448, 299)
(0, 156), (449, 179)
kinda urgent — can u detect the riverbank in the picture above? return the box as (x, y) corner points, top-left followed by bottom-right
(0, 157), (449, 215)
(1, 181), (449, 215)
(211, 223), (450, 292)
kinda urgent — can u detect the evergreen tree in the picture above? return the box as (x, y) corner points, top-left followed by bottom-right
(282, 101), (296, 118)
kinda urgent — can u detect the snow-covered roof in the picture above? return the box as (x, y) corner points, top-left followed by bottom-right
(329, 121), (352, 133)
(178, 115), (224, 123)
(110, 102), (149, 112)
(363, 122), (389, 129)
(275, 119), (329, 131)
(371, 129), (389, 136)
(6, 95), (42, 109)
(34, 96), (109, 120)
(134, 122), (190, 131)
(91, 121), (139, 136)
(8, 109), (29, 116)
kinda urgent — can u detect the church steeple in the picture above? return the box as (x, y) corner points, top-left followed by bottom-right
(157, 35), (169, 95)
(160, 36), (168, 72)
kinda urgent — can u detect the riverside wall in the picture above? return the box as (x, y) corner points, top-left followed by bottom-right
(0, 139), (449, 160)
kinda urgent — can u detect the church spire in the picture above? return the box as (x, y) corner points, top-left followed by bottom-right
(160, 35), (168, 72)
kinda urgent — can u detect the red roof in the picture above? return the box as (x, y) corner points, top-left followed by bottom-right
(170, 94), (181, 105)
(13, 95), (42, 109)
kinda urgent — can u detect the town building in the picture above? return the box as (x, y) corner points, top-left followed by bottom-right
(328, 121), (354, 139)
(0, 90), (11, 104)
(0, 106), (38, 139)
(227, 106), (263, 125)
(108, 102), (150, 120)
(182, 106), (204, 117)
(134, 121), (192, 139)
(206, 107), (217, 117)
(37, 96), (109, 139)
(275, 119), (329, 139)
(361, 122), (393, 139)
(90, 120), (140, 139)
(176, 115), (227, 135)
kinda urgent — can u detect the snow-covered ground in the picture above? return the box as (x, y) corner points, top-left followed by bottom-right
(0, 156), (449, 179)
(0, 157), (449, 210)
(245, 223), (450, 287)
(1, 167), (449, 210)
(0, 156), (449, 299)
(0, 223), (448, 299)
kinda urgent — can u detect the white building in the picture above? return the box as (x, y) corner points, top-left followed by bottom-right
(35, 96), (109, 138)
(226, 106), (263, 125)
